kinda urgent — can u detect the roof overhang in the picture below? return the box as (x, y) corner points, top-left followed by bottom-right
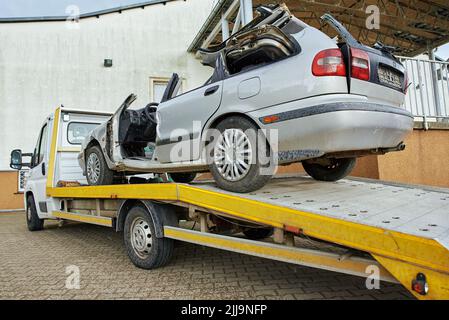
(188, 0), (449, 57)
(0, 0), (177, 23)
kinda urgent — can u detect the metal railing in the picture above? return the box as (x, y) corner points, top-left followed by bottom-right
(399, 56), (449, 120)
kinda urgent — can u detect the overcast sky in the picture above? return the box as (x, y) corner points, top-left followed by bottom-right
(0, 0), (145, 17)
(0, 0), (448, 59)
(437, 44), (449, 60)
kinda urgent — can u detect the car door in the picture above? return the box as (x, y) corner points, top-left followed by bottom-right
(27, 119), (51, 217)
(156, 80), (223, 163)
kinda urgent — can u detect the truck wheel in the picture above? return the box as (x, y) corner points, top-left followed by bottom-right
(86, 145), (114, 185)
(26, 195), (44, 231)
(302, 158), (356, 182)
(243, 227), (273, 240)
(209, 116), (273, 193)
(169, 172), (197, 184)
(124, 206), (174, 269)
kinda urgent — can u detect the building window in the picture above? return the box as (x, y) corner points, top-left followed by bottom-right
(150, 77), (183, 103)
(18, 170), (28, 193)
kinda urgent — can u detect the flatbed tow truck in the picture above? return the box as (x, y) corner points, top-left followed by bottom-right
(13, 107), (449, 300)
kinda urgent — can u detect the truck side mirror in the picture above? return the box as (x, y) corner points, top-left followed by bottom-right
(10, 149), (23, 170)
(10, 150), (32, 170)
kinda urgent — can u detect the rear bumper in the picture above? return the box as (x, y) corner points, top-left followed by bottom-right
(258, 102), (412, 123)
(251, 101), (413, 161)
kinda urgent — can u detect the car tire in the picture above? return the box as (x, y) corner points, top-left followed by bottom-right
(85, 145), (114, 185)
(243, 227), (273, 240)
(26, 195), (44, 231)
(209, 116), (273, 193)
(169, 172), (197, 184)
(302, 158), (356, 182)
(123, 206), (174, 269)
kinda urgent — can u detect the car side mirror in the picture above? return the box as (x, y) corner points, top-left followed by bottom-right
(10, 149), (32, 170)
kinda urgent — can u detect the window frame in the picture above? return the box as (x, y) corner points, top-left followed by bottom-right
(150, 76), (187, 103)
(150, 77), (170, 103)
(32, 123), (48, 168)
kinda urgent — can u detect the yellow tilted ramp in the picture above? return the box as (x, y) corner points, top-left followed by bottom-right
(48, 176), (449, 300)
(180, 177), (449, 300)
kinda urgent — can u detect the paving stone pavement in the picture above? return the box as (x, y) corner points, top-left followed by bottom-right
(0, 212), (414, 300)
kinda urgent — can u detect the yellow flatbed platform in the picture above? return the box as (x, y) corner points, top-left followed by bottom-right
(47, 175), (449, 300)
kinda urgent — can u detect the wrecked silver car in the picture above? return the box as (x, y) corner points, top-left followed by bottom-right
(79, 4), (413, 193)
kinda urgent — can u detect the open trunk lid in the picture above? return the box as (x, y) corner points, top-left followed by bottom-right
(199, 4), (297, 68)
(321, 14), (407, 106)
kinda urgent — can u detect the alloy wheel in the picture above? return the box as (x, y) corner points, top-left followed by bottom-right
(213, 128), (253, 182)
(86, 152), (101, 184)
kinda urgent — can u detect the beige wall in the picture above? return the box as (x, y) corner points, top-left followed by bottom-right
(377, 129), (449, 188)
(0, 171), (24, 210)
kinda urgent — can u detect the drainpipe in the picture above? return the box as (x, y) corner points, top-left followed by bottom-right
(221, 13), (230, 41)
(428, 44), (443, 118)
(240, 0), (253, 26)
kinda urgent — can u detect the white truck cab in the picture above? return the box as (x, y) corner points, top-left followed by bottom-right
(10, 108), (111, 223)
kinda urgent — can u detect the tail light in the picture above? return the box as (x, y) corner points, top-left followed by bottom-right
(350, 48), (370, 81)
(312, 49), (346, 77)
(411, 273), (428, 296)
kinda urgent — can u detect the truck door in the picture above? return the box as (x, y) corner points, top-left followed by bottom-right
(27, 119), (51, 217)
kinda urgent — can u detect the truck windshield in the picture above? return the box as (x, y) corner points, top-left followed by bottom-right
(67, 122), (99, 145)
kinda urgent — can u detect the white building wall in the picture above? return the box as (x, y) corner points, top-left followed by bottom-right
(0, 0), (214, 170)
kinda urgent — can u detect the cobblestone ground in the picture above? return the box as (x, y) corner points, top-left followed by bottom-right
(0, 212), (413, 300)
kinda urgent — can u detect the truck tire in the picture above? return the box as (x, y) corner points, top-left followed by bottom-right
(243, 227), (273, 240)
(124, 205), (174, 269)
(302, 158), (356, 182)
(209, 116), (273, 193)
(169, 172), (197, 184)
(85, 145), (114, 185)
(26, 195), (44, 231)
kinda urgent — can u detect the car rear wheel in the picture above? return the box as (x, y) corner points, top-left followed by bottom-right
(26, 195), (44, 231)
(209, 116), (273, 193)
(86, 145), (114, 185)
(302, 158), (356, 182)
(169, 172), (197, 184)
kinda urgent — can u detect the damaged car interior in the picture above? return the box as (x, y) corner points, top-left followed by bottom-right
(118, 74), (181, 159)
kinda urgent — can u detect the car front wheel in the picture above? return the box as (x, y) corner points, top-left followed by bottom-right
(209, 116), (273, 193)
(302, 158), (356, 182)
(26, 195), (44, 231)
(85, 145), (114, 185)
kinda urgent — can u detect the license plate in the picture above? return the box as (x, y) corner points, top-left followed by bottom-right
(378, 67), (402, 89)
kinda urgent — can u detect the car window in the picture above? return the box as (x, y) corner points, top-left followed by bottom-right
(67, 122), (99, 145)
